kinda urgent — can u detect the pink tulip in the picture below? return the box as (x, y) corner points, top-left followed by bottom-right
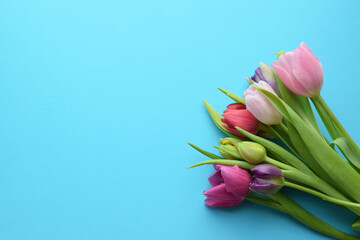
(221, 103), (260, 137)
(243, 81), (283, 125)
(204, 165), (251, 207)
(272, 42), (323, 97)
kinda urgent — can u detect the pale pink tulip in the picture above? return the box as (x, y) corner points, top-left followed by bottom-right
(272, 42), (323, 97)
(243, 81), (283, 125)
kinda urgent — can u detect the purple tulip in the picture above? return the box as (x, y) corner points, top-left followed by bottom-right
(272, 42), (323, 97)
(204, 165), (251, 207)
(243, 81), (283, 125)
(250, 164), (284, 195)
(251, 62), (279, 94)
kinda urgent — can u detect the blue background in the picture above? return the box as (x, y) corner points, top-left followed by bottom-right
(0, 0), (360, 239)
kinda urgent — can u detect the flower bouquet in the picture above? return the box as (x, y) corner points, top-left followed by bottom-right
(188, 42), (360, 240)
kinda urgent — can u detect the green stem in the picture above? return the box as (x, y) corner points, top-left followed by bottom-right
(187, 159), (254, 169)
(265, 156), (293, 170)
(271, 192), (360, 240)
(284, 181), (360, 209)
(313, 96), (360, 152)
(279, 122), (289, 134)
(311, 97), (339, 141)
(284, 169), (360, 216)
(246, 195), (285, 212)
(268, 125), (299, 156)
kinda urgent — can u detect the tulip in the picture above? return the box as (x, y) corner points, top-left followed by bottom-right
(238, 141), (266, 164)
(218, 139), (241, 160)
(272, 42), (323, 97)
(243, 81), (283, 125)
(250, 164), (284, 195)
(221, 103), (260, 137)
(204, 165), (251, 207)
(251, 62), (279, 94)
(219, 144), (239, 159)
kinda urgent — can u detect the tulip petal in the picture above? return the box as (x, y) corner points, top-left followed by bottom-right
(226, 103), (246, 110)
(222, 110), (259, 134)
(208, 170), (223, 186)
(272, 58), (309, 97)
(220, 165), (251, 197)
(213, 164), (227, 171)
(245, 94), (282, 125)
(203, 183), (238, 201)
(204, 197), (244, 207)
(292, 43), (323, 97)
(251, 164), (283, 176)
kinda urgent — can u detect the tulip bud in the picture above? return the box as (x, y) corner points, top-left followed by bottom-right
(221, 103), (260, 137)
(272, 42), (323, 97)
(251, 62), (278, 94)
(243, 81), (283, 125)
(219, 144), (239, 160)
(250, 164), (284, 195)
(237, 141), (266, 164)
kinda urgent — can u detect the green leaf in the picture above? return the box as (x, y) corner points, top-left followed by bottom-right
(273, 71), (321, 134)
(352, 217), (360, 231)
(188, 159), (254, 169)
(254, 86), (360, 202)
(202, 99), (241, 138)
(187, 142), (222, 159)
(217, 88), (245, 104)
(330, 137), (360, 171)
(286, 123), (336, 187)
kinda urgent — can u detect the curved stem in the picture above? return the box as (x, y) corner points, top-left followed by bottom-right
(285, 181), (360, 209)
(278, 122), (289, 134)
(188, 159), (254, 169)
(272, 192), (360, 240)
(313, 96), (360, 152)
(264, 156), (293, 170)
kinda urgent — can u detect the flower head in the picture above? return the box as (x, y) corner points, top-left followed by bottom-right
(251, 62), (278, 93)
(272, 42), (323, 97)
(243, 81), (283, 125)
(221, 103), (260, 137)
(250, 164), (284, 195)
(238, 141), (266, 164)
(204, 165), (251, 207)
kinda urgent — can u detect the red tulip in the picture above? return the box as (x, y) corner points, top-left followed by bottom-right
(221, 103), (259, 137)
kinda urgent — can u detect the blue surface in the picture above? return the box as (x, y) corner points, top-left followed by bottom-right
(0, 1), (360, 239)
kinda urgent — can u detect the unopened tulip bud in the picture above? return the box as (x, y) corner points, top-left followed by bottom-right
(237, 141), (266, 164)
(243, 81), (283, 125)
(251, 62), (278, 94)
(272, 42), (323, 97)
(219, 144), (239, 160)
(250, 164), (284, 195)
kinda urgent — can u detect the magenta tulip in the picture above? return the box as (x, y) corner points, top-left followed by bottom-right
(243, 81), (283, 125)
(204, 165), (251, 207)
(221, 103), (260, 137)
(272, 42), (323, 97)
